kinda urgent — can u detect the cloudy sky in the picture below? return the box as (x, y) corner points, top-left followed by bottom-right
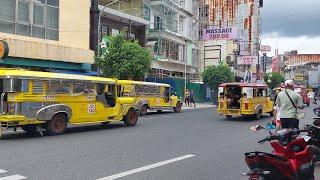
(261, 0), (320, 55)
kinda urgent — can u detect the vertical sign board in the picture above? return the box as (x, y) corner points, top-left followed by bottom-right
(262, 53), (267, 73)
(237, 56), (258, 83)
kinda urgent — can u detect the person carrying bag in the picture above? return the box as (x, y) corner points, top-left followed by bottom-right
(275, 80), (304, 129)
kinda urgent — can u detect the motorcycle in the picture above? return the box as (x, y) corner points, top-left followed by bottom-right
(243, 125), (315, 180)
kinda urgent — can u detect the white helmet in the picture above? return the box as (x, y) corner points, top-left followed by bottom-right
(285, 80), (294, 87)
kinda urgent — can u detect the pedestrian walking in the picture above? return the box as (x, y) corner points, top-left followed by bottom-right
(184, 89), (190, 106)
(275, 80), (304, 129)
(189, 90), (196, 108)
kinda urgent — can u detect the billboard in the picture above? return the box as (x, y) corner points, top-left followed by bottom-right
(260, 45), (271, 52)
(237, 56), (258, 65)
(202, 27), (237, 41)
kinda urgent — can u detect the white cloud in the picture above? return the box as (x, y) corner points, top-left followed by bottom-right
(261, 34), (320, 56)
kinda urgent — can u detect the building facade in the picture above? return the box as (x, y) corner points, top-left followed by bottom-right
(99, 5), (149, 47)
(198, 0), (263, 81)
(102, 0), (200, 80)
(0, 0), (94, 71)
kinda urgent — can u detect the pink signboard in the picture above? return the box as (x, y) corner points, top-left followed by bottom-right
(202, 26), (237, 41)
(237, 56), (258, 65)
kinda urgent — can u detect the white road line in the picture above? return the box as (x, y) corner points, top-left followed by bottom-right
(96, 154), (195, 180)
(0, 169), (7, 174)
(0, 175), (26, 180)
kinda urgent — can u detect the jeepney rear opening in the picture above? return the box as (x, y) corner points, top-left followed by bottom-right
(225, 85), (242, 109)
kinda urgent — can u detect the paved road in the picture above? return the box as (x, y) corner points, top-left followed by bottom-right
(0, 105), (318, 180)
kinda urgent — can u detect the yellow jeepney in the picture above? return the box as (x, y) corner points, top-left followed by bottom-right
(217, 83), (274, 119)
(117, 80), (182, 115)
(0, 69), (138, 137)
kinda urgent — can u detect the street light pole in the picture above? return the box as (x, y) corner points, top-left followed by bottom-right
(97, 0), (120, 76)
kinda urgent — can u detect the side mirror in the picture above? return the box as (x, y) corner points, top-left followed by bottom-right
(250, 125), (263, 132)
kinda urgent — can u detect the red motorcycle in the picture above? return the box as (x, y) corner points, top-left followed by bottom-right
(243, 125), (315, 180)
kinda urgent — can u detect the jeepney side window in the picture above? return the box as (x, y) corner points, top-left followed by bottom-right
(21, 79), (29, 92)
(117, 85), (122, 97)
(218, 87), (224, 97)
(242, 87), (253, 98)
(105, 84), (116, 107)
(97, 83), (106, 95)
(262, 89), (267, 96)
(73, 82), (95, 94)
(257, 88), (264, 97)
(48, 80), (71, 94)
(33, 80), (44, 94)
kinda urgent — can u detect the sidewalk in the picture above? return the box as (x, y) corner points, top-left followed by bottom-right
(181, 103), (215, 110)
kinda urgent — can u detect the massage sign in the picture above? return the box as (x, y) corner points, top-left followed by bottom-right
(202, 27), (237, 40)
(0, 40), (9, 59)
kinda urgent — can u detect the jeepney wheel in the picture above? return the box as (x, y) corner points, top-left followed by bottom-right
(21, 125), (37, 134)
(124, 108), (138, 126)
(140, 105), (148, 116)
(157, 110), (163, 113)
(173, 102), (182, 113)
(46, 113), (67, 135)
(255, 110), (262, 120)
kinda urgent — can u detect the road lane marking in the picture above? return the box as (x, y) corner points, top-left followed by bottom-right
(0, 175), (26, 180)
(97, 154), (195, 180)
(0, 169), (7, 174)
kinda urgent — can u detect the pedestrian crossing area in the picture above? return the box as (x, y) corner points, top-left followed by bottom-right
(0, 169), (26, 180)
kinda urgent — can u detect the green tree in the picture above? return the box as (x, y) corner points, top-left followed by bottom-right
(264, 72), (285, 89)
(202, 65), (234, 103)
(95, 32), (152, 80)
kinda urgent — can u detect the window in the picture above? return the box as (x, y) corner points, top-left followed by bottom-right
(73, 82), (95, 94)
(33, 80), (44, 93)
(0, 0), (59, 40)
(112, 29), (119, 36)
(48, 80), (71, 94)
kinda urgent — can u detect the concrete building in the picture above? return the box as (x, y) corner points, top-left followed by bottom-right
(103, 0), (200, 80)
(98, 5), (149, 47)
(0, 0), (94, 71)
(282, 51), (320, 88)
(198, 0), (263, 81)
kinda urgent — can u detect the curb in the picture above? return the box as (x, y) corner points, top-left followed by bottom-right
(181, 105), (215, 111)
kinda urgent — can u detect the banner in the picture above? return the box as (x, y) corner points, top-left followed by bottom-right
(202, 27), (237, 41)
(237, 56), (258, 65)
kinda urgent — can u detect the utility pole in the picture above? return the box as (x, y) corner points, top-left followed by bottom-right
(90, 0), (99, 52)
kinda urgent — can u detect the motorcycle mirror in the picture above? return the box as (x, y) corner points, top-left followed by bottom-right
(250, 125), (262, 132)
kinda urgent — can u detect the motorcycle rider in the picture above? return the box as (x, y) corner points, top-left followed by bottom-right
(276, 80), (304, 129)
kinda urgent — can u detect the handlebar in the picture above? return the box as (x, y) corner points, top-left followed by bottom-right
(258, 129), (308, 144)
